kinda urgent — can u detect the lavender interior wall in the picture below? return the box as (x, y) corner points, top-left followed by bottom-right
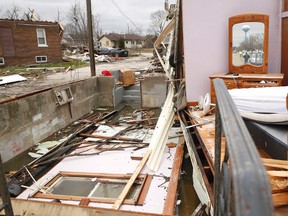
(182, 0), (281, 102)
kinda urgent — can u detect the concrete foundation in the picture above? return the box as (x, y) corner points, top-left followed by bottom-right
(0, 76), (114, 163)
(141, 76), (168, 108)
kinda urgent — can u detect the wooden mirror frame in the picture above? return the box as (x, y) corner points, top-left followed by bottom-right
(229, 14), (269, 74)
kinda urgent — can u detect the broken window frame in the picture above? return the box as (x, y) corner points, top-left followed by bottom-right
(0, 57), (4, 65)
(33, 171), (152, 205)
(36, 28), (48, 47)
(35, 56), (47, 63)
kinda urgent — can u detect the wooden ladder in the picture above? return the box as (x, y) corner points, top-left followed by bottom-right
(0, 154), (14, 216)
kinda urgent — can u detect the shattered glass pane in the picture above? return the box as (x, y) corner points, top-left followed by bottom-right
(90, 181), (141, 199)
(47, 177), (96, 196)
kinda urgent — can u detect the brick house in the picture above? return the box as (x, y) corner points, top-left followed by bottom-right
(0, 19), (64, 67)
(99, 33), (144, 49)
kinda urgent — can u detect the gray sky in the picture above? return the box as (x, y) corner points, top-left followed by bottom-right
(1, 0), (176, 34)
(233, 22), (264, 46)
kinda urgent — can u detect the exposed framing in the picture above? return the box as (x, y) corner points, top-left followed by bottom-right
(33, 172), (152, 206)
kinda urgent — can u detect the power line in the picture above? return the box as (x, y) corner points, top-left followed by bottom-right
(110, 0), (143, 34)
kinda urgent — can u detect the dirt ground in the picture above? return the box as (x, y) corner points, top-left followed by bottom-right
(0, 52), (154, 101)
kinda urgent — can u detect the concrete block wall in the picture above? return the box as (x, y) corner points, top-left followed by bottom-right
(0, 76), (114, 162)
(141, 76), (168, 108)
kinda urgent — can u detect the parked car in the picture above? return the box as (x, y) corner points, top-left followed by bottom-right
(249, 53), (263, 66)
(96, 47), (112, 55)
(108, 48), (129, 57)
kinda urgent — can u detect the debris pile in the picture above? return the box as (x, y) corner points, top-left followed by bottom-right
(7, 105), (162, 190)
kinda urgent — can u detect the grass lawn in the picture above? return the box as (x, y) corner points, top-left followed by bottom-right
(0, 61), (87, 77)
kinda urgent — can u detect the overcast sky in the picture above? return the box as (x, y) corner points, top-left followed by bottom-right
(1, 0), (176, 34)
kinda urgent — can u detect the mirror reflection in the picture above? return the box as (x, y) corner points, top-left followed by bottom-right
(232, 22), (264, 67)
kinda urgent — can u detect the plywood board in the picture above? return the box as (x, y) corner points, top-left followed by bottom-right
(190, 110), (225, 163)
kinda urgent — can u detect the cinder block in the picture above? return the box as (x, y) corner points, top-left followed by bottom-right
(141, 76), (167, 108)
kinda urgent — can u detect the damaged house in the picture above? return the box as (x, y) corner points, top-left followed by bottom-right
(0, 19), (64, 67)
(99, 33), (144, 49)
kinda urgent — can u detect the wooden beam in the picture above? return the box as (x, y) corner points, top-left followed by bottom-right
(80, 133), (141, 142)
(162, 143), (184, 215)
(262, 158), (288, 170)
(267, 171), (288, 177)
(112, 149), (152, 210)
(273, 192), (288, 207)
(10, 199), (152, 216)
(186, 101), (198, 107)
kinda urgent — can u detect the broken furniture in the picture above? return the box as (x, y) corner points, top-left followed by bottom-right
(209, 73), (283, 103)
(209, 14), (284, 103)
(245, 120), (288, 160)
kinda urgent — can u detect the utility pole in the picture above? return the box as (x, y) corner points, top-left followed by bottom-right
(86, 0), (96, 76)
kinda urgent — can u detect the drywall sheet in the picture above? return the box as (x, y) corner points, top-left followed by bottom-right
(0, 74), (27, 85)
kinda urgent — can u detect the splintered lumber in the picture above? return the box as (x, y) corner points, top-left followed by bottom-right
(113, 149), (152, 210)
(79, 133), (141, 142)
(262, 158), (288, 170)
(125, 117), (158, 124)
(191, 203), (208, 216)
(268, 171), (288, 177)
(273, 192), (288, 207)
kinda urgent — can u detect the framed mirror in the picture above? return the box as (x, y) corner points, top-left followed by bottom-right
(229, 14), (269, 74)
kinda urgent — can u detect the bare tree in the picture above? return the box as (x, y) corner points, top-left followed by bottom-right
(238, 33), (264, 51)
(148, 10), (167, 36)
(5, 3), (22, 19)
(65, 2), (102, 46)
(55, 7), (64, 23)
(65, 2), (87, 45)
(23, 8), (40, 21)
(93, 14), (102, 39)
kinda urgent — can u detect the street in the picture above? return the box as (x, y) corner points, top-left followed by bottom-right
(0, 53), (153, 100)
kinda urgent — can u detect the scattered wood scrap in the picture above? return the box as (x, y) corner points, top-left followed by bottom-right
(113, 149), (152, 209)
(262, 158), (288, 189)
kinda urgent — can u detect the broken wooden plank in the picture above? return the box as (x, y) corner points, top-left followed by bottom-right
(262, 158), (288, 170)
(163, 143), (184, 215)
(267, 171), (288, 178)
(79, 133), (141, 142)
(79, 198), (90, 206)
(130, 156), (143, 161)
(191, 203), (208, 216)
(262, 158), (288, 166)
(124, 117), (158, 124)
(112, 149), (152, 210)
(273, 192), (288, 207)
(26, 67), (65, 71)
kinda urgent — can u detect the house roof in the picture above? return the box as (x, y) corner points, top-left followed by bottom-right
(99, 33), (143, 42)
(0, 18), (61, 27)
(0, 19), (64, 37)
